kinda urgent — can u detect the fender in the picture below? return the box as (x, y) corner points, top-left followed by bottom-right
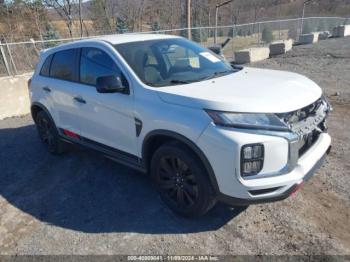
(142, 129), (220, 194)
(31, 102), (56, 126)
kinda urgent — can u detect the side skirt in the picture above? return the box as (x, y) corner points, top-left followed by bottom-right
(58, 128), (147, 173)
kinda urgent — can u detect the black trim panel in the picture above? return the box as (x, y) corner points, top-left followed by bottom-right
(135, 118), (143, 137)
(59, 128), (146, 173)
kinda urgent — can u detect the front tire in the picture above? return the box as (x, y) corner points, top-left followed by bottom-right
(151, 142), (216, 217)
(35, 111), (66, 154)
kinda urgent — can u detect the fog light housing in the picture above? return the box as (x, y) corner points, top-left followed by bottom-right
(241, 144), (264, 177)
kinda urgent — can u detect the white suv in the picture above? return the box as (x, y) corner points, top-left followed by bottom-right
(29, 34), (332, 217)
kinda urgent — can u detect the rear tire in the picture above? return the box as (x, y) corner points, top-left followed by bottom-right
(35, 111), (66, 155)
(151, 141), (216, 217)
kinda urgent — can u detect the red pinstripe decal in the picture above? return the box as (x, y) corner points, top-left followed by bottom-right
(63, 129), (80, 139)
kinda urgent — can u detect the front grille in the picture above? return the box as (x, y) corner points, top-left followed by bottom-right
(298, 124), (322, 156)
(277, 97), (331, 157)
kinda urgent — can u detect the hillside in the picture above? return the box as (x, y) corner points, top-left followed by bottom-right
(0, 0), (349, 41)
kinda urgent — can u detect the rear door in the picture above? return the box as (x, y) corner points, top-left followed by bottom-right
(47, 48), (82, 136)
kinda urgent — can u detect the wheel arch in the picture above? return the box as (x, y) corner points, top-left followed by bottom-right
(142, 130), (220, 194)
(31, 102), (55, 126)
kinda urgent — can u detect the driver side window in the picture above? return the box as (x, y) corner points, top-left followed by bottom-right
(80, 47), (128, 87)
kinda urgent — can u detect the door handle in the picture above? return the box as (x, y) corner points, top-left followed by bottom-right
(74, 97), (86, 104)
(42, 86), (51, 93)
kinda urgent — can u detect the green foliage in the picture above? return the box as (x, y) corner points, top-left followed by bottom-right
(179, 29), (188, 38)
(191, 26), (208, 43)
(191, 28), (200, 42)
(262, 28), (274, 43)
(228, 28), (236, 38)
(151, 21), (161, 31)
(90, 0), (112, 33)
(116, 16), (129, 34)
(43, 23), (60, 40)
(42, 23), (60, 48)
(218, 29), (224, 37)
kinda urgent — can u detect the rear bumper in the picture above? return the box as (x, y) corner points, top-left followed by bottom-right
(218, 145), (330, 206)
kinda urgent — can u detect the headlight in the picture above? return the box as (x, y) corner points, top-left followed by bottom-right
(206, 110), (289, 131)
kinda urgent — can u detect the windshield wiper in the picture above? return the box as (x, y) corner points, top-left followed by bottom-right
(203, 70), (234, 81)
(168, 70), (234, 85)
(169, 79), (191, 85)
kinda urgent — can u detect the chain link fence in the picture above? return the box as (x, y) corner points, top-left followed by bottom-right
(0, 16), (348, 77)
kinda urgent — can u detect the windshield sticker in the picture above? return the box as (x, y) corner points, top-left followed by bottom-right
(200, 52), (221, 63)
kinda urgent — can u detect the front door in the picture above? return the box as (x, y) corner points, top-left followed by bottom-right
(73, 47), (138, 157)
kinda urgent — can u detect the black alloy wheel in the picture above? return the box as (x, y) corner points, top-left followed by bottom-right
(158, 155), (199, 208)
(151, 142), (216, 217)
(35, 111), (66, 154)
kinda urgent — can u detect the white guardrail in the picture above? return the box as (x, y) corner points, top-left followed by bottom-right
(0, 16), (348, 77)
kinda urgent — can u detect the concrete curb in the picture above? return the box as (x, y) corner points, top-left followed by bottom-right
(333, 25), (350, 37)
(234, 47), (270, 64)
(298, 33), (319, 45)
(0, 75), (31, 120)
(269, 39), (293, 56)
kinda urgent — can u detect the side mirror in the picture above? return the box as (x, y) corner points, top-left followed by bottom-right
(96, 75), (125, 93)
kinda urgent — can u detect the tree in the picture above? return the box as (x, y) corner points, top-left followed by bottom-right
(30, 0), (48, 41)
(151, 21), (160, 31)
(228, 27), (236, 38)
(116, 16), (128, 34)
(262, 28), (273, 43)
(42, 23), (60, 47)
(90, 0), (113, 34)
(42, 0), (76, 37)
(43, 23), (60, 40)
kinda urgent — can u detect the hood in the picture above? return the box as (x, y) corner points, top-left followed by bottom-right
(156, 67), (322, 113)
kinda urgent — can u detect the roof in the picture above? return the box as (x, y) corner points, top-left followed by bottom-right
(87, 33), (181, 45)
(41, 34), (182, 56)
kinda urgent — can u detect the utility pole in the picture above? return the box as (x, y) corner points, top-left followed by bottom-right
(79, 0), (83, 38)
(300, 0), (313, 36)
(215, 0), (233, 44)
(187, 0), (191, 40)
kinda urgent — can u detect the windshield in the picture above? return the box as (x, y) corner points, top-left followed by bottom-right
(114, 38), (237, 87)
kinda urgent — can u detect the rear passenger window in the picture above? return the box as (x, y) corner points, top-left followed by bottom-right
(80, 47), (124, 86)
(50, 49), (77, 81)
(40, 54), (53, 77)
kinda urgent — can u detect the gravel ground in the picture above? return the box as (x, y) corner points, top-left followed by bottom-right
(0, 37), (349, 256)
